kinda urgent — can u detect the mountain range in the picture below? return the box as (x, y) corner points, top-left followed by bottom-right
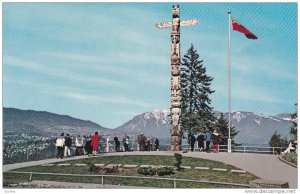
(3, 107), (293, 145)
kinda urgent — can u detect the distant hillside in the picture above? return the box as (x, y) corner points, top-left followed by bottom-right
(3, 108), (110, 136)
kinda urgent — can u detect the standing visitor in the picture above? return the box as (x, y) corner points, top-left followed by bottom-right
(204, 129), (212, 153)
(190, 134), (196, 152)
(197, 133), (205, 152)
(56, 132), (65, 159)
(155, 138), (159, 151)
(138, 133), (146, 151)
(64, 133), (72, 157)
(84, 135), (93, 156)
(75, 135), (84, 156)
(123, 134), (130, 152)
(114, 136), (120, 152)
(212, 130), (220, 153)
(91, 132), (100, 155)
(82, 135), (87, 155)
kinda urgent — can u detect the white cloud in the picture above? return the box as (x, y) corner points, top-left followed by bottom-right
(4, 55), (129, 88)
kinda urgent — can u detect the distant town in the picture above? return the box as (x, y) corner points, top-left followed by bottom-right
(3, 131), (171, 164)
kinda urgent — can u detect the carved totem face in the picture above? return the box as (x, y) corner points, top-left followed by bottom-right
(172, 64), (180, 76)
(172, 8), (179, 18)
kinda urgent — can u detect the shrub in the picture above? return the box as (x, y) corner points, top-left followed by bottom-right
(174, 153), (182, 171)
(283, 152), (297, 165)
(137, 167), (157, 176)
(99, 165), (119, 174)
(156, 167), (174, 176)
(88, 163), (99, 173)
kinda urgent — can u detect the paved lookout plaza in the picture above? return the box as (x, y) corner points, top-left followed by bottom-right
(3, 151), (297, 188)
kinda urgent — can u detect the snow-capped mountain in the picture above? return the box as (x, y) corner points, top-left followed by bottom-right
(217, 111), (293, 144)
(114, 109), (293, 145)
(114, 109), (171, 138)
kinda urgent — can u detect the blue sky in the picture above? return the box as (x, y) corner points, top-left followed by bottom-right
(3, 3), (297, 128)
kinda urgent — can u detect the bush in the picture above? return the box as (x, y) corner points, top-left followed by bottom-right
(174, 153), (182, 171)
(156, 167), (174, 176)
(283, 152), (297, 165)
(99, 165), (119, 174)
(89, 163), (99, 173)
(137, 167), (157, 176)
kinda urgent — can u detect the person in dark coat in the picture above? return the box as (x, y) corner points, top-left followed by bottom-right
(114, 136), (120, 152)
(155, 138), (159, 151)
(190, 134), (196, 152)
(84, 135), (93, 156)
(64, 134), (72, 157)
(197, 133), (205, 152)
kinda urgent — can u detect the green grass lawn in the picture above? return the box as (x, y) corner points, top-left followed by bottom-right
(4, 155), (257, 188)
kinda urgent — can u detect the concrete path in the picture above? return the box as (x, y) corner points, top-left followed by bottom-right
(3, 151), (298, 188)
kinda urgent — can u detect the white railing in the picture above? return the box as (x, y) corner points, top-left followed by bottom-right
(105, 141), (285, 155)
(4, 171), (250, 188)
(180, 144), (285, 155)
(4, 141), (285, 165)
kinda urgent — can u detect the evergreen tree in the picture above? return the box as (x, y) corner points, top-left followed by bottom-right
(269, 132), (288, 148)
(290, 103), (297, 140)
(215, 113), (240, 146)
(180, 45), (215, 133)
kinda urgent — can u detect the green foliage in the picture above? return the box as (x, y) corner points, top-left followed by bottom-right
(283, 152), (297, 165)
(215, 113), (240, 146)
(174, 153), (183, 171)
(137, 167), (157, 176)
(156, 167), (174, 176)
(87, 162), (99, 173)
(180, 45), (216, 133)
(137, 166), (174, 176)
(269, 132), (288, 148)
(290, 103), (297, 140)
(99, 166), (119, 174)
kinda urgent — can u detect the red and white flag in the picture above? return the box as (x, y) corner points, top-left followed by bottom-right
(231, 17), (258, 39)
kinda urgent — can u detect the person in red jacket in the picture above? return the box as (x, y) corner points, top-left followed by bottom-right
(91, 131), (99, 155)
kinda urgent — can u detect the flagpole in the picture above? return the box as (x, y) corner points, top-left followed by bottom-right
(228, 11), (232, 153)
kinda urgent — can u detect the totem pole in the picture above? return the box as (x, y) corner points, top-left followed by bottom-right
(155, 5), (199, 151)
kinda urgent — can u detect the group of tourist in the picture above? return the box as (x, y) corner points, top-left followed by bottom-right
(113, 133), (130, 152)
(56, 129), (219, 158)
(188, 129), (220, 153)
(113, 134), (159, 152)
(137, 134), (159, 151)
(55, 131), (100, 159)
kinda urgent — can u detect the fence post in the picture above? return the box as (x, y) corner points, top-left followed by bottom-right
(173, 178), (176, 188)
(106, 138), (110, 153)
(272, 147), (275, 155)
(29, 172), (33, 181)
(244, 146), (246, 154)
(101, 176), (104, 185)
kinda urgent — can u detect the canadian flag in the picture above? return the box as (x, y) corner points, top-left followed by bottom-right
(231, 17), (258, 39)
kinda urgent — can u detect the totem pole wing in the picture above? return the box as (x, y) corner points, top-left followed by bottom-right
(155, 21), (172, 29)
(180, 19), (199, 26)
